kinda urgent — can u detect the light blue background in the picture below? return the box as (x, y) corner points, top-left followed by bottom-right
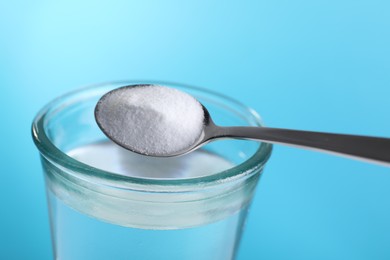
(1, 1), (390, 259)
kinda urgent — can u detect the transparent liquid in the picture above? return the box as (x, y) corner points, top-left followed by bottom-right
(67, 141), (234, 179)
(47, 141), (249, 260)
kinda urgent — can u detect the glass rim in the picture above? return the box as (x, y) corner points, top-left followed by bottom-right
(32, 81), (273, 190)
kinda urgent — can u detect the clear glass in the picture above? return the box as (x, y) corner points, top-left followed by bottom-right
(32, 81), (272, 260)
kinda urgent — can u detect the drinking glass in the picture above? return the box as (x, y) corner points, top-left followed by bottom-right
(32, 81), (272, 260)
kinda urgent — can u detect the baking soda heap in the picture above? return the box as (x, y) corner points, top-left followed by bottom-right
(95, 85), (205, 156)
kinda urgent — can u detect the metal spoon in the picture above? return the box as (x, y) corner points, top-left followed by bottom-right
(95, 88), (390, 166)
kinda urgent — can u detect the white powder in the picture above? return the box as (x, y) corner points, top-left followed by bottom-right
(95, 85), (205, 156)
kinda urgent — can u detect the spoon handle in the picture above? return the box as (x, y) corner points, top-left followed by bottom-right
(218, 126), (390, 166)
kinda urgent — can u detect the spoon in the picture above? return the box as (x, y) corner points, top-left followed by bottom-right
(95, 86), (390, 166)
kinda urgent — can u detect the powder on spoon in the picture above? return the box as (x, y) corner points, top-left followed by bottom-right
(95, 85), (205, 156)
